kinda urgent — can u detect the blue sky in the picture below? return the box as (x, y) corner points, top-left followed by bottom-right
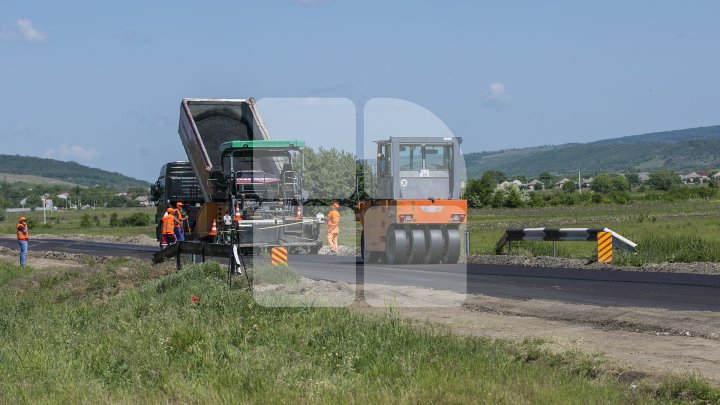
(1, 0), (718, 181)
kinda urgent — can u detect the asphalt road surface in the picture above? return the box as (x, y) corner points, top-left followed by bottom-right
(1, 237), (719, 312)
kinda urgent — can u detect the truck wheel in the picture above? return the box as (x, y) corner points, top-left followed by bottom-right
(386, 227), (408, 265)
(425, 227), (444, 264)
(442, 227), (461, 264)
(408, 228), (426, 264)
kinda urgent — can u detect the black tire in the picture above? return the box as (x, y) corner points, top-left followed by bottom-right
(385, 227), (408, 265)
(442, 227), (461, 264)
(408, 228), (426, 264)
(425, 227), (444, 264)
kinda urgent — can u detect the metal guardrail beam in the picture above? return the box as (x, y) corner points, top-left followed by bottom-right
(495, 227), (637, 254)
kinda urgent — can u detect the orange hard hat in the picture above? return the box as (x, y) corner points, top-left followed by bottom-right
(19, 216), (27, 221)
(176, 202), (183, 206)
(332, 203), (339, 209)
(166, 208), (174, 213)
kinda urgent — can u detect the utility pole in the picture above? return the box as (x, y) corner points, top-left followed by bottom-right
(578, 171), (582, 194)
(42, 196), (46, 225)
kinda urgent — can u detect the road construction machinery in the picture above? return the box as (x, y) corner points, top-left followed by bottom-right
(150, 161), (203, 242)
(358, 136), (467, 264)
(154, 98), (321, 256)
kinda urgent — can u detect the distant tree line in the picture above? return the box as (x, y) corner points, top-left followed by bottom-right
(0, 181), (150, 210)
(463, 169), (718, 209)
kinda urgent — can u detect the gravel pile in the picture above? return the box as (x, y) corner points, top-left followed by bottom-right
(468, 254), (720, 275)
(0, 246), (114, 263)
(318, 245), (360, 256)
(33, 234), (157, 246)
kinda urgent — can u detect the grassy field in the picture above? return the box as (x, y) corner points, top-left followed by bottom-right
(0, 258), (714, 403)
(3, 200), (720, 263)
(468, 200), (720, 264)
(0, 172), (81, 187)
(0, 207), (157, 238)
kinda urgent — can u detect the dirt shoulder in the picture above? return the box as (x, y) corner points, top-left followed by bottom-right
(354, 286), (720, 384)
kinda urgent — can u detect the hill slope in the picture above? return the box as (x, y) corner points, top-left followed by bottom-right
(0, 155), (150, 189)
(465, 125), (720, 177)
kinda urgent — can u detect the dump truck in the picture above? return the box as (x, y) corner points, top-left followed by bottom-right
(149, 161), (203, 242)
(154, 98), (321, 254)
(358, 136), (467, 264)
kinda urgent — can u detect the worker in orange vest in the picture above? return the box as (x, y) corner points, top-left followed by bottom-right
(326, 203), (340, 254)
(161, 208), (181, 248)
(16, 216), (29, 267)
(173, 202), (185, 242)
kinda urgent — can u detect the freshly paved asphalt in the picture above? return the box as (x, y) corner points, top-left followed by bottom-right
(1, 237), (719, 312)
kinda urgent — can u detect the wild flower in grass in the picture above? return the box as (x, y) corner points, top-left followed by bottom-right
(159, 336), (171, 353)
(191, 296), (199, 303)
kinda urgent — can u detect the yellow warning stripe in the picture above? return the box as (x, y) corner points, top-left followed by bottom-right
(271, 253), (287, 260)
(597, 244), (612, 257)
(598, 252), (612, 263)
(271, 247), (288, 266)
(597, 231), (612, 263)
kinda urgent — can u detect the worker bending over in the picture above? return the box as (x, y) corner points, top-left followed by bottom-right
(326, 203), (340, 254)
(161, 208), (182, 247)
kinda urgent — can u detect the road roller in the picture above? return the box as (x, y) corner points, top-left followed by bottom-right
(358, 136), (467, 265)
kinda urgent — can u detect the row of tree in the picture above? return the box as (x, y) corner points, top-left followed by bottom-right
(0, 181), (150, 210)
(463, 169), (701, 209)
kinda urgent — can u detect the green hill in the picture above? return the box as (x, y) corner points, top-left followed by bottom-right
(464, 125), (720, 178)
(0, 155), (150, 190)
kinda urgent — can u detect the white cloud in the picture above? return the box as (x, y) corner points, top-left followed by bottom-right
(484, 81), (512, 109)
(44, 144), (100, 162)
(0, 19), (48, 43)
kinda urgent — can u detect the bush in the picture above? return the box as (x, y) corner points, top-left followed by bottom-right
(80, 213), (92, 228)
(119, 212), (151, 227)
(109, 213), (119, 227)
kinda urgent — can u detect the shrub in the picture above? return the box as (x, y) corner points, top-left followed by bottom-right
(119, 212), (151, 227)
(109, 213), (119, 227)
(80, 213), (92, 228)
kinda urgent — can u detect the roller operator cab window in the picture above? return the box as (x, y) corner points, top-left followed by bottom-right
(399, 144), (451, 171)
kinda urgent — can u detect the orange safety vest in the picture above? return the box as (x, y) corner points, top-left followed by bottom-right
(16, 223), (28, 241)
(327, 210), (340, 231)
(173, 208), (183, 228)
(161, 214), (175, 235)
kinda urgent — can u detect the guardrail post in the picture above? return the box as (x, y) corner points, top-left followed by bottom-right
(176, 245), (182, 270)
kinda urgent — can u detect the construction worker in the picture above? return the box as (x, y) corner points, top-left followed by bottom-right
(326, 203), (340, 254)
(173, 202), (185, 242)
(16, 216), (29, 267)
(161, 208), (181, 247)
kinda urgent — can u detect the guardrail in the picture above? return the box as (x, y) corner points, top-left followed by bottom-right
(153, 241), (249, 276)
(495, 227), (637, 256)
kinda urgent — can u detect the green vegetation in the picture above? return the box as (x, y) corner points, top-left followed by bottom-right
(464, 125), (720, 177)
(0, 207), (156, 238)
(1, 259), (711, 403)
(0, 172), (81, 187)
(0, 180), (149, 210)
(0, 154), (150, 189)
(469, 200), (720, 264)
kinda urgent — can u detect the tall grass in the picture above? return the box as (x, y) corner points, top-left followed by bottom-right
(0, 259), (681, 403)
(614, 235), (720, 266)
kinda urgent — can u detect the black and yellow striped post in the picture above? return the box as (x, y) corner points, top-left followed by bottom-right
(597, 231), (612, 263)
(271, 247), (288, 267)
